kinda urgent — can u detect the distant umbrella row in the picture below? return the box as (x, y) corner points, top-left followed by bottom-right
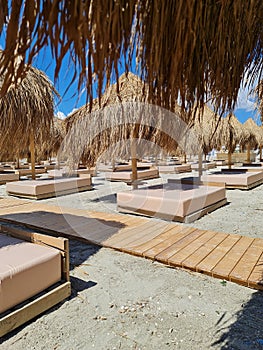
(0, 68), (262, 172)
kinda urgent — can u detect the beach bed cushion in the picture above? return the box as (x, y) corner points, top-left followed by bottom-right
(190, 161), (217, 170)
(0, 172), (19, 184)
(15, 168), (46, 177)
(105, 168), (159, 183)
(0, 233), (61, 314)
(48, 168), (96, 178)
(201, 170), (263, 189)
(158, 164), (192, 173)
(6, 176), (92, 199)
(117, 182), (226, 222)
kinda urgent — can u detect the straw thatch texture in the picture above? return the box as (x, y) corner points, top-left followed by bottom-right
(61, 73), (197, 168)
(0, 65), (59, 159)
(1, 1), (263, 115)
(192, 105), (224, 154)
(220, 114), (250, 152)
(37, 117), (66, 160)
(243, 118), (263, 147)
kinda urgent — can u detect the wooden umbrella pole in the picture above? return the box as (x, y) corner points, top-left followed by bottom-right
(183, 153), (187, 164)
(198, 149), (203, 179)
(260, 145), (262, 161)
(131, 123), (139, 190)
(246, 143), (251, 163)
(16, 154), (20, 169)
(30, 130), (36, 180)
(228, 150), (232, 169)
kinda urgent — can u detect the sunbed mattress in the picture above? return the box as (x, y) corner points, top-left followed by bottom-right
(117, 182), (226, 219)
(0, 233), (61, 314)
(6, 177), (91, 196)
(105, 168), (159, 182)
(201, 171), (263, 187)
(158, 164), (191, 173)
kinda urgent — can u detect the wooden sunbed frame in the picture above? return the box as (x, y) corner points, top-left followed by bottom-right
(118, 198), (227, 223)
(0, 224), (71, 337)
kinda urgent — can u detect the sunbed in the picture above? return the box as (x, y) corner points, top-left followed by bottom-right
(105, 167), (159, 184)
(117, 181), (226, 223)
(6, 176), (92, 199)
(0, 224), (71, 337)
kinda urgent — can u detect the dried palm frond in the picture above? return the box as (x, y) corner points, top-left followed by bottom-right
(61, 73), (197, 168)
(243, 118), (263, 147)
(1, 1), (263, 116)
(192, 105), (224, 154)
(0, 65), (59, 159)
(220, 114), (250, 152)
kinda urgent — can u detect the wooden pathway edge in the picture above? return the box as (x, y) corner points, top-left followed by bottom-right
(0, 198), (262, 291)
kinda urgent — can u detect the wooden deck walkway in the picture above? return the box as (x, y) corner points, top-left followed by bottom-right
(0, 197), (262, 291)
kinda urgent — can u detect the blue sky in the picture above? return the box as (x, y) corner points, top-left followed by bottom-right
(0, 39), (259, 123)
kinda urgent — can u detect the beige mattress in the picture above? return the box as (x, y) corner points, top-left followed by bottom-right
(48, 168), (96, 178)
(0, 233), (61, 314)
(0, 172), (19, 183)
(158, 164), (192, 173)
(117, 182), (226, 220)
(191, 162), (217, 170)
(15, 168), (46, 177)
(105, 168), (159, 182)
(6, 177), (92, 198)
(201, 171), (263, 187)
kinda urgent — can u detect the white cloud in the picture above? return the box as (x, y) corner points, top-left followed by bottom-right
(56, 111), (66, 120)
(235, 86), (255, 112)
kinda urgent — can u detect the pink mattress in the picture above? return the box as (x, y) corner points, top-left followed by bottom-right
(117, 183), (226, 220)
(0, 233), (61, 314)
(201, 171), (263, 187)
(105, 168), (159, 182)
(158, 164), (192, 173)
(191, 162), (217, 170)
(6, 177), (92, 197)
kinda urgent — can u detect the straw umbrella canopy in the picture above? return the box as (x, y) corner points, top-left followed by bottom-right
(37, 117), (66, 162)
(0, 65), (59, 179)
(192, 105), (223, 156)
(1, 1), (263, 116)
(61, 73), (197, 183)
(219, 114), (250, 167)
(243, 118), (263, 161)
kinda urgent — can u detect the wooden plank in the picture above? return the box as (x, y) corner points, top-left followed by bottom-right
(167, 230), (216, 267)
(155, 229), (206, 264)
(121, 223), (174, 253)
(128, 224), (183, 256)
(143, 226), (198, 259)
(211, 236), (254, 279)
(106, 221), (167, 249)
(230, 238), (263, 286)
(196, 235), (241, 274)
(181, 232), (229, 270)
(0, 282), (71, 337)
(247, 251), (263, 290)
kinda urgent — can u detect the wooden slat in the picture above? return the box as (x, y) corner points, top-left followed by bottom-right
(247, 251), (263, 290)
(167, 230), (215, 267)
(181, 232), (229, 270)
(196, 235), (241, 274)
(155, 229), (206, 263)
(211, 236), (254, 279)
(128, 224), (183, 255)
(105, 221), (166, 249)
(230, 238), (263, 286)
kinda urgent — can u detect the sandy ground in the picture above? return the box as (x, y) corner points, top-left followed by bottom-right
(1, 169), (263, 349)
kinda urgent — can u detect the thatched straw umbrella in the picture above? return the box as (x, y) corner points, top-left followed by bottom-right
(62, 73), (197, 186)
(243, 118), (263, 162)
(0, 66), (59, 179)
(1, 2), (263, 116)
(191, 105), (224, 176)
(37, 117), (66, 163)
(220, 114), (250, 168)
